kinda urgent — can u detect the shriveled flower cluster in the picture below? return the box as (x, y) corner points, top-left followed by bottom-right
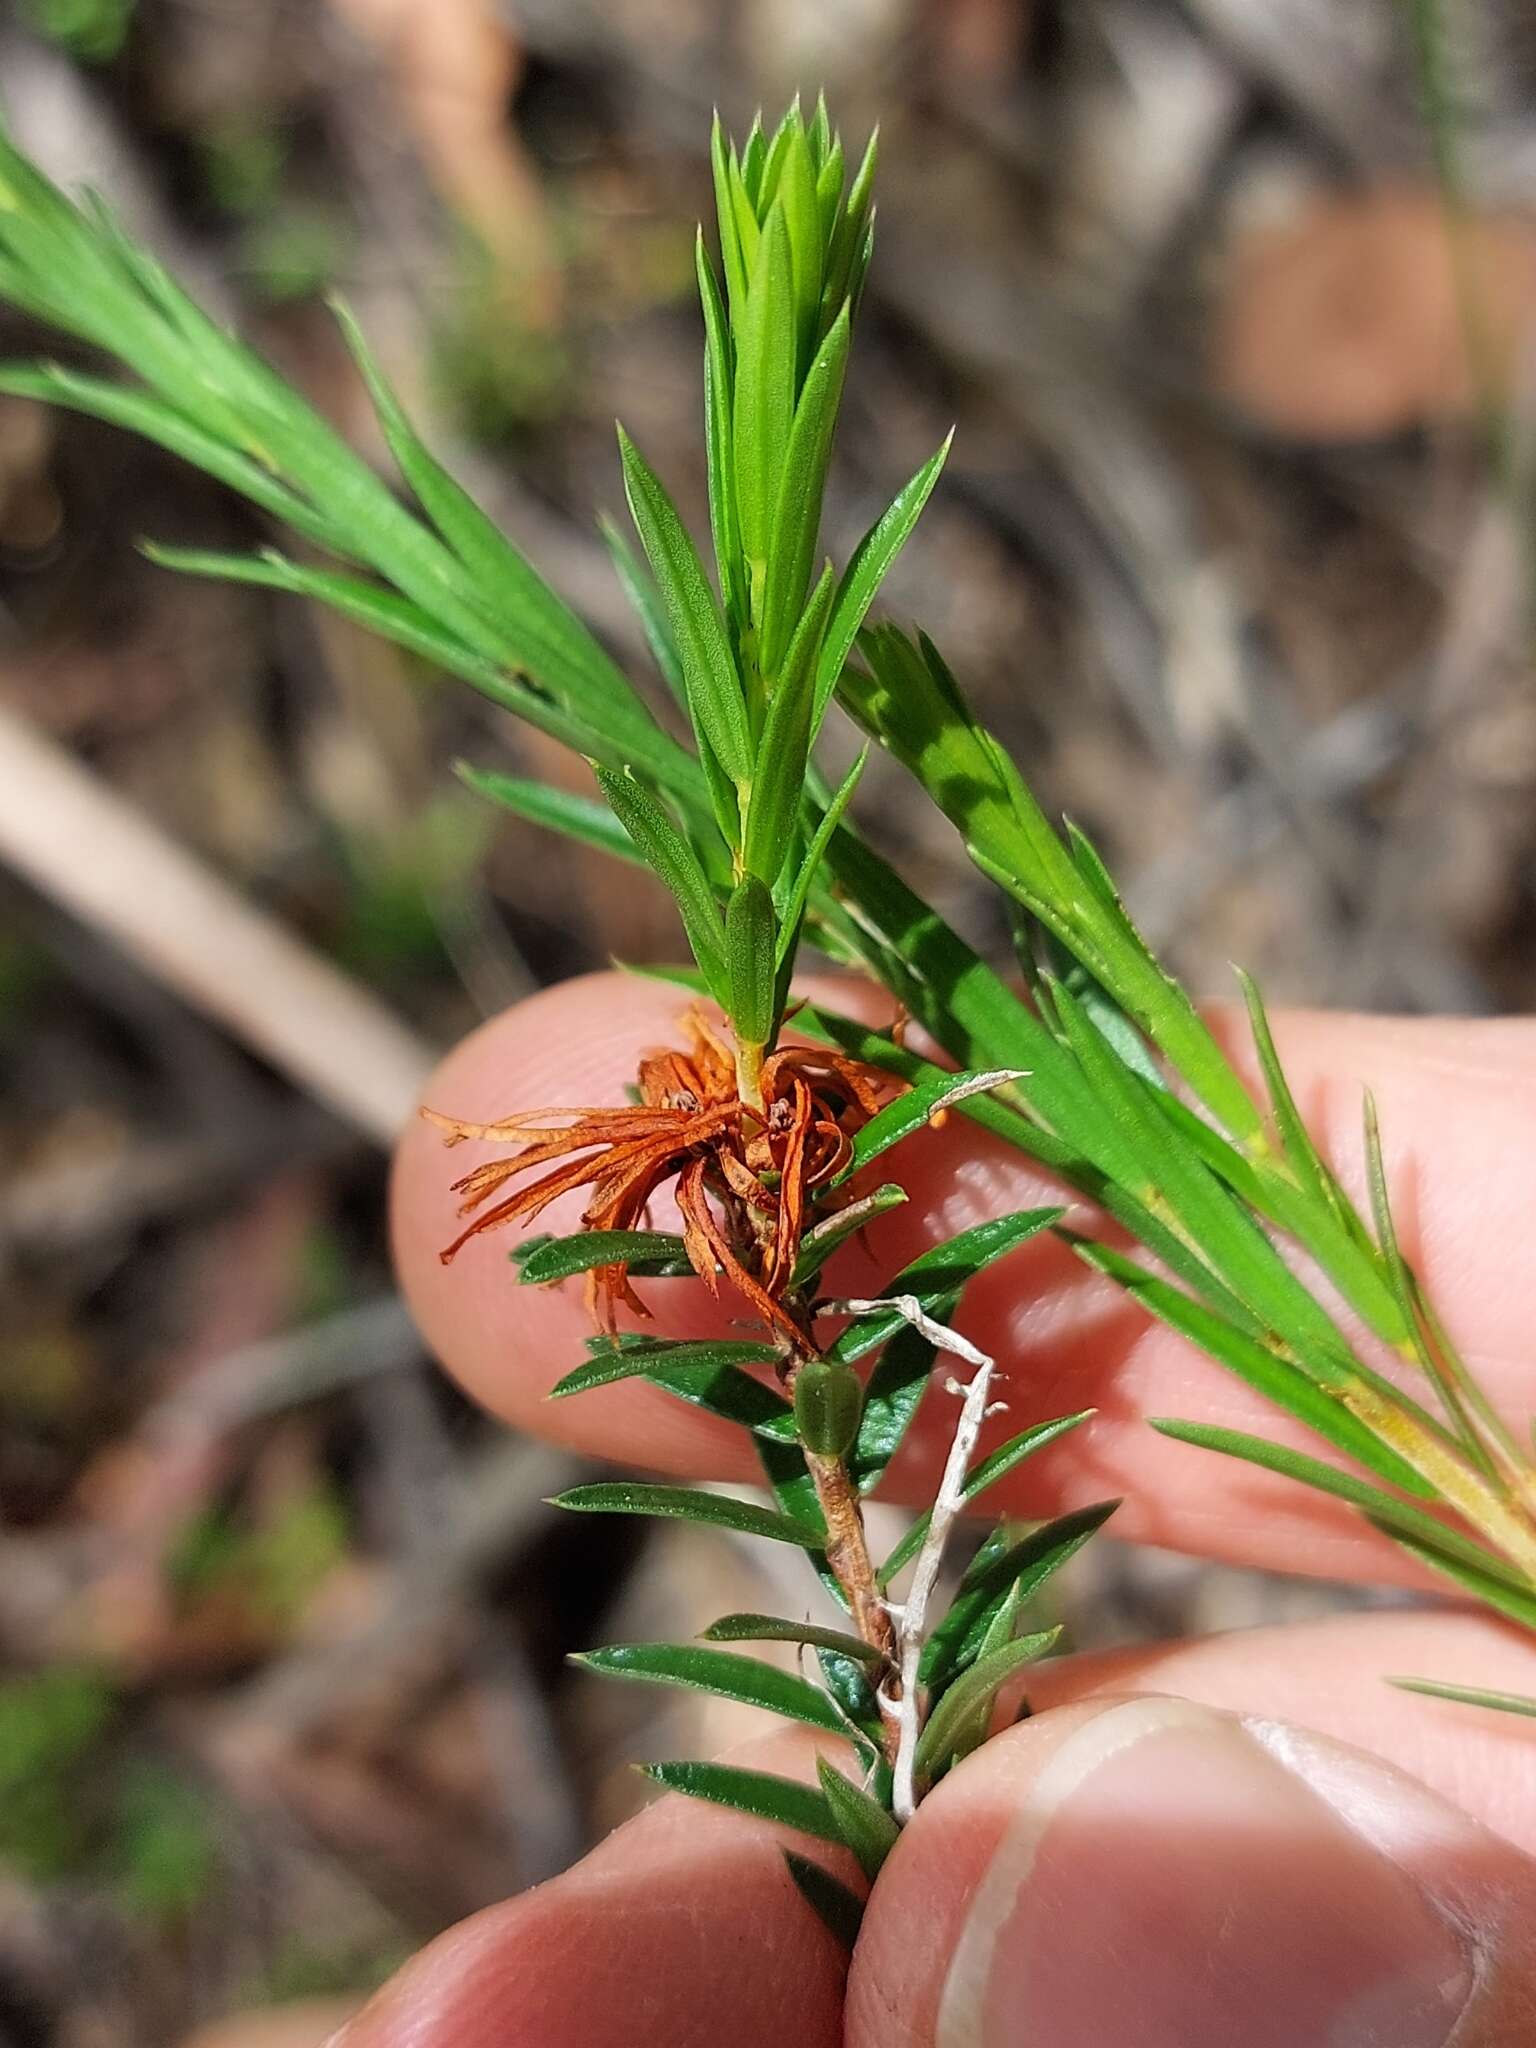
(426, 1010), (895, 1347)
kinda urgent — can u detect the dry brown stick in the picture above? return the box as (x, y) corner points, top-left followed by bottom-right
(0, 699), (436, 1146)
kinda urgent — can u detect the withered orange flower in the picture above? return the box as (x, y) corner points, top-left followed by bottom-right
(423, 1009), (895, 1348)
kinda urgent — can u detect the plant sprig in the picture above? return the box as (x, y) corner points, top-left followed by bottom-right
(3, 83), (1534, 1938)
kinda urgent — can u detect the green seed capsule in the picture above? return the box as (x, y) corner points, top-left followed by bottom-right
(794, 1360), (863, 1458)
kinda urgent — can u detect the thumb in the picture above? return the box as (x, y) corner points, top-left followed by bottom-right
(851, 1695), (1536, 2047)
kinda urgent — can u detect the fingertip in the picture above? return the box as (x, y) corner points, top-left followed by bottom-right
(849, 1694), (1536, 2048)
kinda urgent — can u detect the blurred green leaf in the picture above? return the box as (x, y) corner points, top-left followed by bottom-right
(920, 1503), (1117, 1692)
(816, 437), (949, 718)
(575, 1643), (853, 1738)
(879, 1413), (1097, 1584)
(642, 1761), (840, 1842)
(552, 1482), (823, 1548)
(595, 768), (729, 1005)
(618, 427), (751, 796)
(915, 1630), (1059, 1780)
(783, 1851), (865, 1947)
(702, 1614), (887, 1667)
(816, 1757), (899, 1881)
(456, 762), (640, 865)
(515, 1229), (690, 1284)
(1388, 1678), (1536, 1718)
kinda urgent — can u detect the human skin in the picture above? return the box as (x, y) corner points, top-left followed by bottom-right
(319, 976), (1536, 2046)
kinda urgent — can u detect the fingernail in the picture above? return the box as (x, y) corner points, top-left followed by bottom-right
(938, 1697), (1476, 2047)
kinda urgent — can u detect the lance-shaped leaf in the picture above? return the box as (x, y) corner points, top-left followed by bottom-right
(847, 1312), (952, 1496)
(1380, 1527), (1536, 1633)
(838, 1066), (1028, 1183)
(773, 745), (868, 963)
(733, 203), (797, 585)
(643, 1762), (840, 1843)
(920, 1502), (1118, 1692)
(574, 1643), (853, 1739)
(144, 545), (656, 778)
(915, 1630), (1060, 1781)
(551, 1340), (792, 1437)
(551, 1482), (824, 1549)
(1388, 1678), (1536, 1719)
(515, 1229), (690, 1285)
(744, 565), (836, 886)
(455, 763), (642, 866)
(1079, 1242), (1433, 1499)
(784, 1853), (865, 1949)
(701, 1614), (887, 1668)
(595, 767), (729, 1005)
(0, 362), (337, 550)
(816, 1759), (899, 1881)
(815, 434), (951, 718)
(695, 234), (746, 630)
(617, 428), (751, 797)
(879, 1411), (1096, 1583)
(709, 115), (752, 319)
(333, 296), (641, 726)
(1149, 1421), (1533, 1595)
(601, 512), (686, 703)
(761, 307), (850, 675)
(824, 1207), (1063, 1368)
(726, 875), (777, 1047)
(791, 1183), (907, 1287)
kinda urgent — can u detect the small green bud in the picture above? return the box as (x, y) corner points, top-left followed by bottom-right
(794, 1359), (863, 1459)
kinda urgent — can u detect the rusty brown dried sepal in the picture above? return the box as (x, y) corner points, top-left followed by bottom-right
(423, 1010), (895, 1349)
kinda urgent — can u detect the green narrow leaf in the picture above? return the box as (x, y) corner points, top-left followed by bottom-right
(1235, 966), (1355, 1228)
(825, 128), (878, 310)
(776, 124), (824, 368)
(761, 304), (850, 675)
(1361, 1094), (1499, 1476)
(816, 1759), (899, 1881)
(915, 1631), (1060, 1779)
(774, 745), (869, 964)
(733, 203), (797, 578)
(1148, 1420), (1531, 1592)
(1379, 1527), (1536, 1633)
(744, 563), (836, 883)
(643, 1761), (840, 1842)
(695, 232), (746, 630)
(920, 1502), (1118, 1692)
(455, 762), (641, 866)
(848, 1315), (947, 1495)
(551, 1340), (793, 1437)
(816, 434), (951, 718)
(726, 875), (777, 1046)
(594, 767), (729, 1004)
(782, 1852), (866, 1946)
(710, 116), (751, 319)
(839, 1066), (1028, 1182)
(142, 545), (643, 777)
(702, 1614), (888, 1668)
(515, 1229), (689, 1285)
(332, 295), (639, 720)
(791, 1183), (907, 1287)
(878, 1412), (1096, 1584)
(824, 1208), (1063, 1369)
(600, 512), (686, 702)
(552, 1482), (824, 1548)
(1077, 1242), (1434, 1499)
(617, 428), (751, 794)
(574, 1643), (853, 1738)
(0, 362), (339, 552)
(1388, 1678), (1536, 1719)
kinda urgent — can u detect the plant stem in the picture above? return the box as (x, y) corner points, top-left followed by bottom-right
(802, 1443), (899, 1682)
